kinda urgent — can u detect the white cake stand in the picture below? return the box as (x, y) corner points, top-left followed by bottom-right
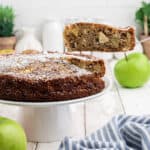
(0, 77), (111, 142)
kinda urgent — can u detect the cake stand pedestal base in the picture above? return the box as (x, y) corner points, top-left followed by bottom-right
(18, 103), (84, 142)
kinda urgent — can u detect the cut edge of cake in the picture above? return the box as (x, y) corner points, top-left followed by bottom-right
(64, 52), (105, 77)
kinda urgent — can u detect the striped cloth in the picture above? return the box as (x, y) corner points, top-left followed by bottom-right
(59, 115), (150, 150)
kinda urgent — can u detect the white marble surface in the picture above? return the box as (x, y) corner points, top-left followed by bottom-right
(0, 60), (150, 150)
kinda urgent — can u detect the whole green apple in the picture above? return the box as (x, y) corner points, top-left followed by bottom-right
(147, 62), (150, 81)
(0, 117), (27, 150)
(114, 53), (150, 88)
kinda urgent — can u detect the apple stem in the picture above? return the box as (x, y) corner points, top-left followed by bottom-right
(124, 53), (128, 61)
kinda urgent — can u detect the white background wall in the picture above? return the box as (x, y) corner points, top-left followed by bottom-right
(1, 0), (150, 35)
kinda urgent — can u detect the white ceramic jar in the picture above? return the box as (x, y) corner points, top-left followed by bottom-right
(15, 27), (43, 53)
(42, 20), (64, 53)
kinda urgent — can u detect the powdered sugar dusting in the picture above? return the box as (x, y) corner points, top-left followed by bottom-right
(0, 53), (92, 80)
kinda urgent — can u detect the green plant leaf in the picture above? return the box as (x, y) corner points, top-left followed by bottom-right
(135, 1), (150, 34)
(142, 1), (147, 7)
(136, 8), (144, 22)
(143, 3), (150, 16)
(0, 5), (15, 36)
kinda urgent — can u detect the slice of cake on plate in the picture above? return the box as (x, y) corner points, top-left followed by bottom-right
(64, 22), (135, 52)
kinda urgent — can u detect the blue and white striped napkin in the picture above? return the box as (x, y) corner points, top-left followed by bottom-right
(59, 115), (150, 150)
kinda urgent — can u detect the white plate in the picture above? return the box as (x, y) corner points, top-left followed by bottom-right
(0, 76), (111, 107)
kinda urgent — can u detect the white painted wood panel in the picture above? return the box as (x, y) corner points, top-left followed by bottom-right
(27, 142), (37, 150)
(85, 87), (124, 135)
(1, 0), (145, 28)
(116, 83), (150, 115)
(37, 142), (60, 150)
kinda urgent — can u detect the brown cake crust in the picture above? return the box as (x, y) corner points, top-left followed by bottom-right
(0, 53), (105, 102)
(64, 22), (135, 52)
(0, 74), (104, 102)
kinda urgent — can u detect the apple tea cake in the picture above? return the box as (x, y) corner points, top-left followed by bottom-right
(0, 52), (105, 102)
(64, 22), (135, 52)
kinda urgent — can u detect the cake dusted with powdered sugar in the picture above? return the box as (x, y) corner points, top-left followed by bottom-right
(0, 52), (105, 102)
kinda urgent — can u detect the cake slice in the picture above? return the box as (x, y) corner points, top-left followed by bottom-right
(64, 52), (105, 77)
(0, 52), (105, 102)
(64, 22), (135, 52)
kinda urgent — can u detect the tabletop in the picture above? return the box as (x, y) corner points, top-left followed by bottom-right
(0, 59), (150, 150)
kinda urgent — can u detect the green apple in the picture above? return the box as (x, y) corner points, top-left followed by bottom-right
(0, 117), (27, 150)
(148, 61), (150, 79)
(114, 53), (150, 88)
